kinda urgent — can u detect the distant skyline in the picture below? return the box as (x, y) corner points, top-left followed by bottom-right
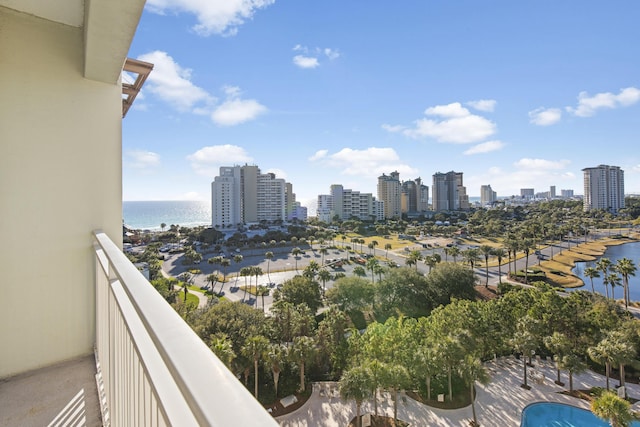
(123, 1), (640, 208)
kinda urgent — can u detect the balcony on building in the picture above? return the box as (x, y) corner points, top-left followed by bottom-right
(0, 1), (277, 425)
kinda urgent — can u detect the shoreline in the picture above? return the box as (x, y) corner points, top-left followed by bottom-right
(539, 233), (640, 289)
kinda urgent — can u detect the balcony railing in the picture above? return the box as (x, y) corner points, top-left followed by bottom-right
(93, 231), (278, 426)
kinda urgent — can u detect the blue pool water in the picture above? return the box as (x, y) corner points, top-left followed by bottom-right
(521, 402), (640, 426)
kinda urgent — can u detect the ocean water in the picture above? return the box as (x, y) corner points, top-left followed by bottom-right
(123, 201), (211, 230)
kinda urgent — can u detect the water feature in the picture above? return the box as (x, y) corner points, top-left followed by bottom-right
(521, 402), (640, 426)
(571, 241), (640, 301)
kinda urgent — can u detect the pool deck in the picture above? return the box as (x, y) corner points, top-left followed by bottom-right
(277, 356), (638, 427)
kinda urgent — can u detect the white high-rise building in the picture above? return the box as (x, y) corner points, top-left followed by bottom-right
(318, 184), (381, 222)
(212, 165), (288, 227)
(582, 165), (625, 213)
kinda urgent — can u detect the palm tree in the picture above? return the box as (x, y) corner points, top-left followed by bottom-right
(232, 254), (243, 289)
(510, 317), (537, 390)
(406, 249), (423, 270)
(480, 244), (493, 287)
(591, 391), (634, 427)
(256, 285), (270, 312)
(448, 246), (461, 263)
(319, 247), (328, 266)
(462, 248), (480, 270)
(290, 336), (316, 392)
(597, 258), (613, 298)
(589, 337), (619, 390)
(584, 266), (601, 295)
(353, 266), (366, 278)
(253, 266), (264, 297)
(339, 366), (372, 427)
(205, 273), (219, 294)
(241, 335), (270, 399)
(366, 258), (379, 283)
(265, 344), (286, 398)
(492, 247), (506, 284)
(458, 354), (490, 427)
(371, 240), (379, 255)
(220, 258), (231, 284)
(265, 251), (274, 282)
(341, 234), (347, 248)
(424, 255), (438, 273)
(239, 267), (251, 301)
(615, 258), (636, 310)
(160, 222), (166, 232)
(318, 269), (331, 296)
(291, 247), (301, 271)
(384, 243), (392, 259)
(210, 335), (235, 370)
(605, 273), (622, 301)
(521, 238), (534, 283)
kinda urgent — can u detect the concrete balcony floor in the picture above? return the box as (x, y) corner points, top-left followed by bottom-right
(0, 354), (101, 427)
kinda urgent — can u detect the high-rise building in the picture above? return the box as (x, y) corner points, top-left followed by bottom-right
(401, 177), (429, 214)
(377, 171), (401, 219)
(520, 188), (535, 199)
(212, 165), (287, 227)
(561, 189), (574, 198)
(432, 171), (468, 212)
(582, 165), (625, 213)
(480, 185), (497, 206)
(550, 185), (556, 198)
(318, 184), (381, 222)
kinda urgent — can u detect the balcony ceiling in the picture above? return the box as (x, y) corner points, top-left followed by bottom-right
(0, 0), (146, 85)
(0, 0), (84, 27)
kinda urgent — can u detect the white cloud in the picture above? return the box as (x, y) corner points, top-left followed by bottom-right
(292, 45), (340, 69)
(308, 150), (328, 161)
(528, 107), (562, 126)
(566, 86), (640, 117)
(211, 86), (267, 126)
(514, 158), (570, 170)
(402, 102), (496, 143)
(137, 51), (213, 112)
(146, 0), (275, 36)
(293, 55), (320, 69)
(323, 48), (340, 60)
(309, 147), (418, 178)
(463, 140), (505, 155)
(187, 144), (253, 176)
(125, 150), (161, 170)
(466, 99), (496, 112)
(381, 124), (406, 133)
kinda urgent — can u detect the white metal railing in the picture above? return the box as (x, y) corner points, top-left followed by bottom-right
(93, 231), (278, 426)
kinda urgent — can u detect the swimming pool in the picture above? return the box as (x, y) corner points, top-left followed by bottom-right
(521, 402), (640, 426)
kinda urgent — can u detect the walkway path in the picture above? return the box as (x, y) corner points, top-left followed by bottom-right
(277, 358), (640, 427)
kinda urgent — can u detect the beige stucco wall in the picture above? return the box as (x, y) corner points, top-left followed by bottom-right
(0, 7), (123, 378)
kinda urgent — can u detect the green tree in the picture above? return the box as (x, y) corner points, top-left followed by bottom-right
(339, 366), (372, 427)
(597, 258), (613, 299)
(160, 222), (166, 232)
(206, 273), (219, 294)
(273, 275), (322, 313)
(381, 364), (411, 425)
(290, 335), (316, 392)
(210, 334), (235, 370)
(256, 285), (270, 312)
(265, 251), (274, 282)
(615, 258), (636, 310)
(384, 243), (392, 259)
(458, 354), (490, 427)
(366, 257), (379, 283)
(584, 266), (601, 295)
(480, 244), (493, 287)
(353, 265), (367, 278)
(510, 317), (537, 389)
(241, 335), (270, 399)
(492, 247), (507, 284)
(326, 276), (374, 312)
(232, 254), (243, 289)
(591, 391), (634, 427)
(265, 343), (286, 398)
(291, 247), (302, 270)
(318, 268), (332, 296)
(406, 249), (423, 270)
(448, 245), (461, 263)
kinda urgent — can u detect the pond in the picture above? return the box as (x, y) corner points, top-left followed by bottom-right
(571, 241), (640, 301)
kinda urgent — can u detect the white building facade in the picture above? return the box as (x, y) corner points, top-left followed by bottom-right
(583, 164), (625, 213)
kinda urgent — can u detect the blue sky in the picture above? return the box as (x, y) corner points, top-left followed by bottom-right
(123, 0), (640, 210)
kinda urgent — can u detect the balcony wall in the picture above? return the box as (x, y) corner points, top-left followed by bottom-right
(0, 6), (123, 378)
